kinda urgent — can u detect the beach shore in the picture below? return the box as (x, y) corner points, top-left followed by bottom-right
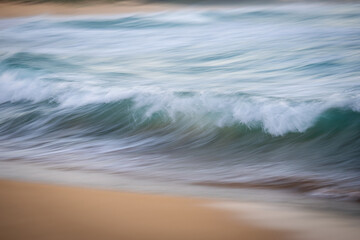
(1, 2), (360, 240)
(0, 2), (183, 18)
(0, 179), (286, 240)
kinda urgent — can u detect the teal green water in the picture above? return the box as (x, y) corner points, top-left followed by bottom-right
(0, 3), (360, 201)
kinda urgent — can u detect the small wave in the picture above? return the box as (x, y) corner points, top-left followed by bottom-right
(1, 71), (360, 136)
(1, 3), (360, 203)
(195, 175), (360, 202)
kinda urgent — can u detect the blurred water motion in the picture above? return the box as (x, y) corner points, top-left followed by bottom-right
(0, 2), (360, 202)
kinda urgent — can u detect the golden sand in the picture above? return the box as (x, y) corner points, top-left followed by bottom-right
(0, 2), (181, 18)
(0, 179), (286, 240)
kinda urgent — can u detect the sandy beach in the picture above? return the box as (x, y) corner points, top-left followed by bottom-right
(1, 1), (360, 240)
(0, 179), (286, 240)
(0, 1), (182, 18)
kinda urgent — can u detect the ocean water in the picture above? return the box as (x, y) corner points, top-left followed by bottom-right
(0, 3), (360, 202)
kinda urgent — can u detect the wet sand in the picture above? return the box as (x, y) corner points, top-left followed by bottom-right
(0, 179), (286, 240)
(0, 2), (182, 18)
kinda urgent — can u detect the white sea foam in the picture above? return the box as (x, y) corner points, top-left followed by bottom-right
(1, 71), (359, 136)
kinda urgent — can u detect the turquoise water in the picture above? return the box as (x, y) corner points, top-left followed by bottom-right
(0, 3), (360, 201)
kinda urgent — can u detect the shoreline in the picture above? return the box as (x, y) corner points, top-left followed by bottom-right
(1, 161), (360, 240)
(1, 1), (357, 19)
(0, 2), (187, 18)
(1, 2), (360, 239)
(0, 178), (286, 240)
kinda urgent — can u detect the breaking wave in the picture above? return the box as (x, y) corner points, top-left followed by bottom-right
(1, 3), (360, 202)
